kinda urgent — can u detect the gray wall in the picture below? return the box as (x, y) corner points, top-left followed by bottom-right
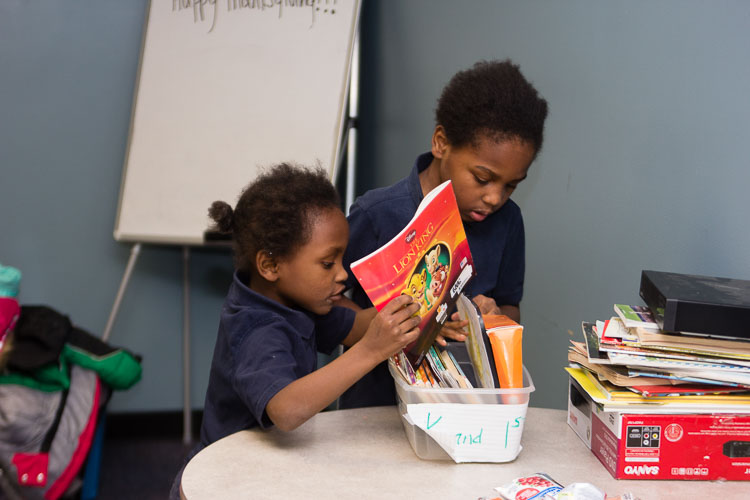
(2, 1), (749, 413)
(356, 0), (750, 408)
(0, 1), (227, 413)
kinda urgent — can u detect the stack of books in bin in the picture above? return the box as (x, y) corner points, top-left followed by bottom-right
(566, 270), (750, 481)
(348, 181), (534, 463)
(385, 293), (534, 464)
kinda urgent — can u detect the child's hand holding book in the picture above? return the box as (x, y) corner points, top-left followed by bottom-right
(434, 293), (505, 347)
(470, 294), (502, 315)
(358, 295), (422, 362)
(433, 317), (468, 346)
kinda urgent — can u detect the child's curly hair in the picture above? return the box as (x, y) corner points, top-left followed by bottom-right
(208, 163), (341, 273)
(436, 59), (548, 153)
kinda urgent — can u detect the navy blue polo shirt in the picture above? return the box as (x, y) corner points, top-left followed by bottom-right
(339, 152), (525, 408)
(199, 271), (355, 446)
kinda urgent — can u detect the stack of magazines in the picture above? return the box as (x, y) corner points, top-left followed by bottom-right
(567, 303), (750, 412)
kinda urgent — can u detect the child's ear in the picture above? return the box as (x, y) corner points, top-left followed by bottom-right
(431, 125), (449, 159)
(256, 250), (279, 282)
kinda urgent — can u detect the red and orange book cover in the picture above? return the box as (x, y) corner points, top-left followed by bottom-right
(350, 180), (475, 364)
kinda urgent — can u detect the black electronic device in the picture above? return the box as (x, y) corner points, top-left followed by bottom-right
(723, 440), (750, 458)
(639, 270), (750, 340)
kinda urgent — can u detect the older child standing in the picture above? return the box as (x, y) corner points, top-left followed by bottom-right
(170, 163), (420, 498)
(340, 59), (549, 408)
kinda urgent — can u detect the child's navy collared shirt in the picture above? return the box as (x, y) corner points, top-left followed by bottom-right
(200, 271), (355, 446)
(340, 152), (525, 408)
(344, 152), (525, 310)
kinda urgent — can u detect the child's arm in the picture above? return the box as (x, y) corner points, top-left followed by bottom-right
(340, 306), (376, 347)
(265, 295), (420, 431)
(472, 294), (502, 315)
(469, 294), (520, 322)
(499, 304), (520, 323)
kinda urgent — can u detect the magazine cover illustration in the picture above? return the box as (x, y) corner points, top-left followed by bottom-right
(350, 181), (475, 363)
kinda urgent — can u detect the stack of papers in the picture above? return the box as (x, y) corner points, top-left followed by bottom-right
(567, 304), (750, 412)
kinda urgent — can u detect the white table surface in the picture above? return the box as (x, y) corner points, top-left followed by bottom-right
(181, 406), (749, 499)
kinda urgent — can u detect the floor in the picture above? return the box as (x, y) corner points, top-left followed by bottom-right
(94, 411), (202, 500)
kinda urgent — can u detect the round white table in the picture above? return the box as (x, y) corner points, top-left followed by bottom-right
(181, 406), (749, 499)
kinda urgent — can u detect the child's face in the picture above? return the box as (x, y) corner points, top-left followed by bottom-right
(433, 128), (536, 223)
(272, 208), (349, 315)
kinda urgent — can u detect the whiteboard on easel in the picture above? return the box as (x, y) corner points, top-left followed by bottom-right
(115, 0), (360, 245)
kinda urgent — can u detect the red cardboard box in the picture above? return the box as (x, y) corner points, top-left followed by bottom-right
(568, 378), (750, 480)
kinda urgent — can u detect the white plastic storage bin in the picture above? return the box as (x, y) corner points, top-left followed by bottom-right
(390, 363), (535, 463)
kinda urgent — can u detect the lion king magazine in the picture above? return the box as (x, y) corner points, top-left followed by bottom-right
(350, 180), (475, 365)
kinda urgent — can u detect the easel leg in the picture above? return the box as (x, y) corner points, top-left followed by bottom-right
(334, 25), (360, 411)
(182, 246), (192, 444)
(105, 243), (194, 443)
(103, 243), (142, 342)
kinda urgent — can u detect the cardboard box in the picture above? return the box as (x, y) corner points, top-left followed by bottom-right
(568, 377), (750, 480)
(390, 364), (534, 463)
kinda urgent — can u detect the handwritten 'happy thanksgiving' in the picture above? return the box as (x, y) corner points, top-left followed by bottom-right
(173, 0), (339, 32)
